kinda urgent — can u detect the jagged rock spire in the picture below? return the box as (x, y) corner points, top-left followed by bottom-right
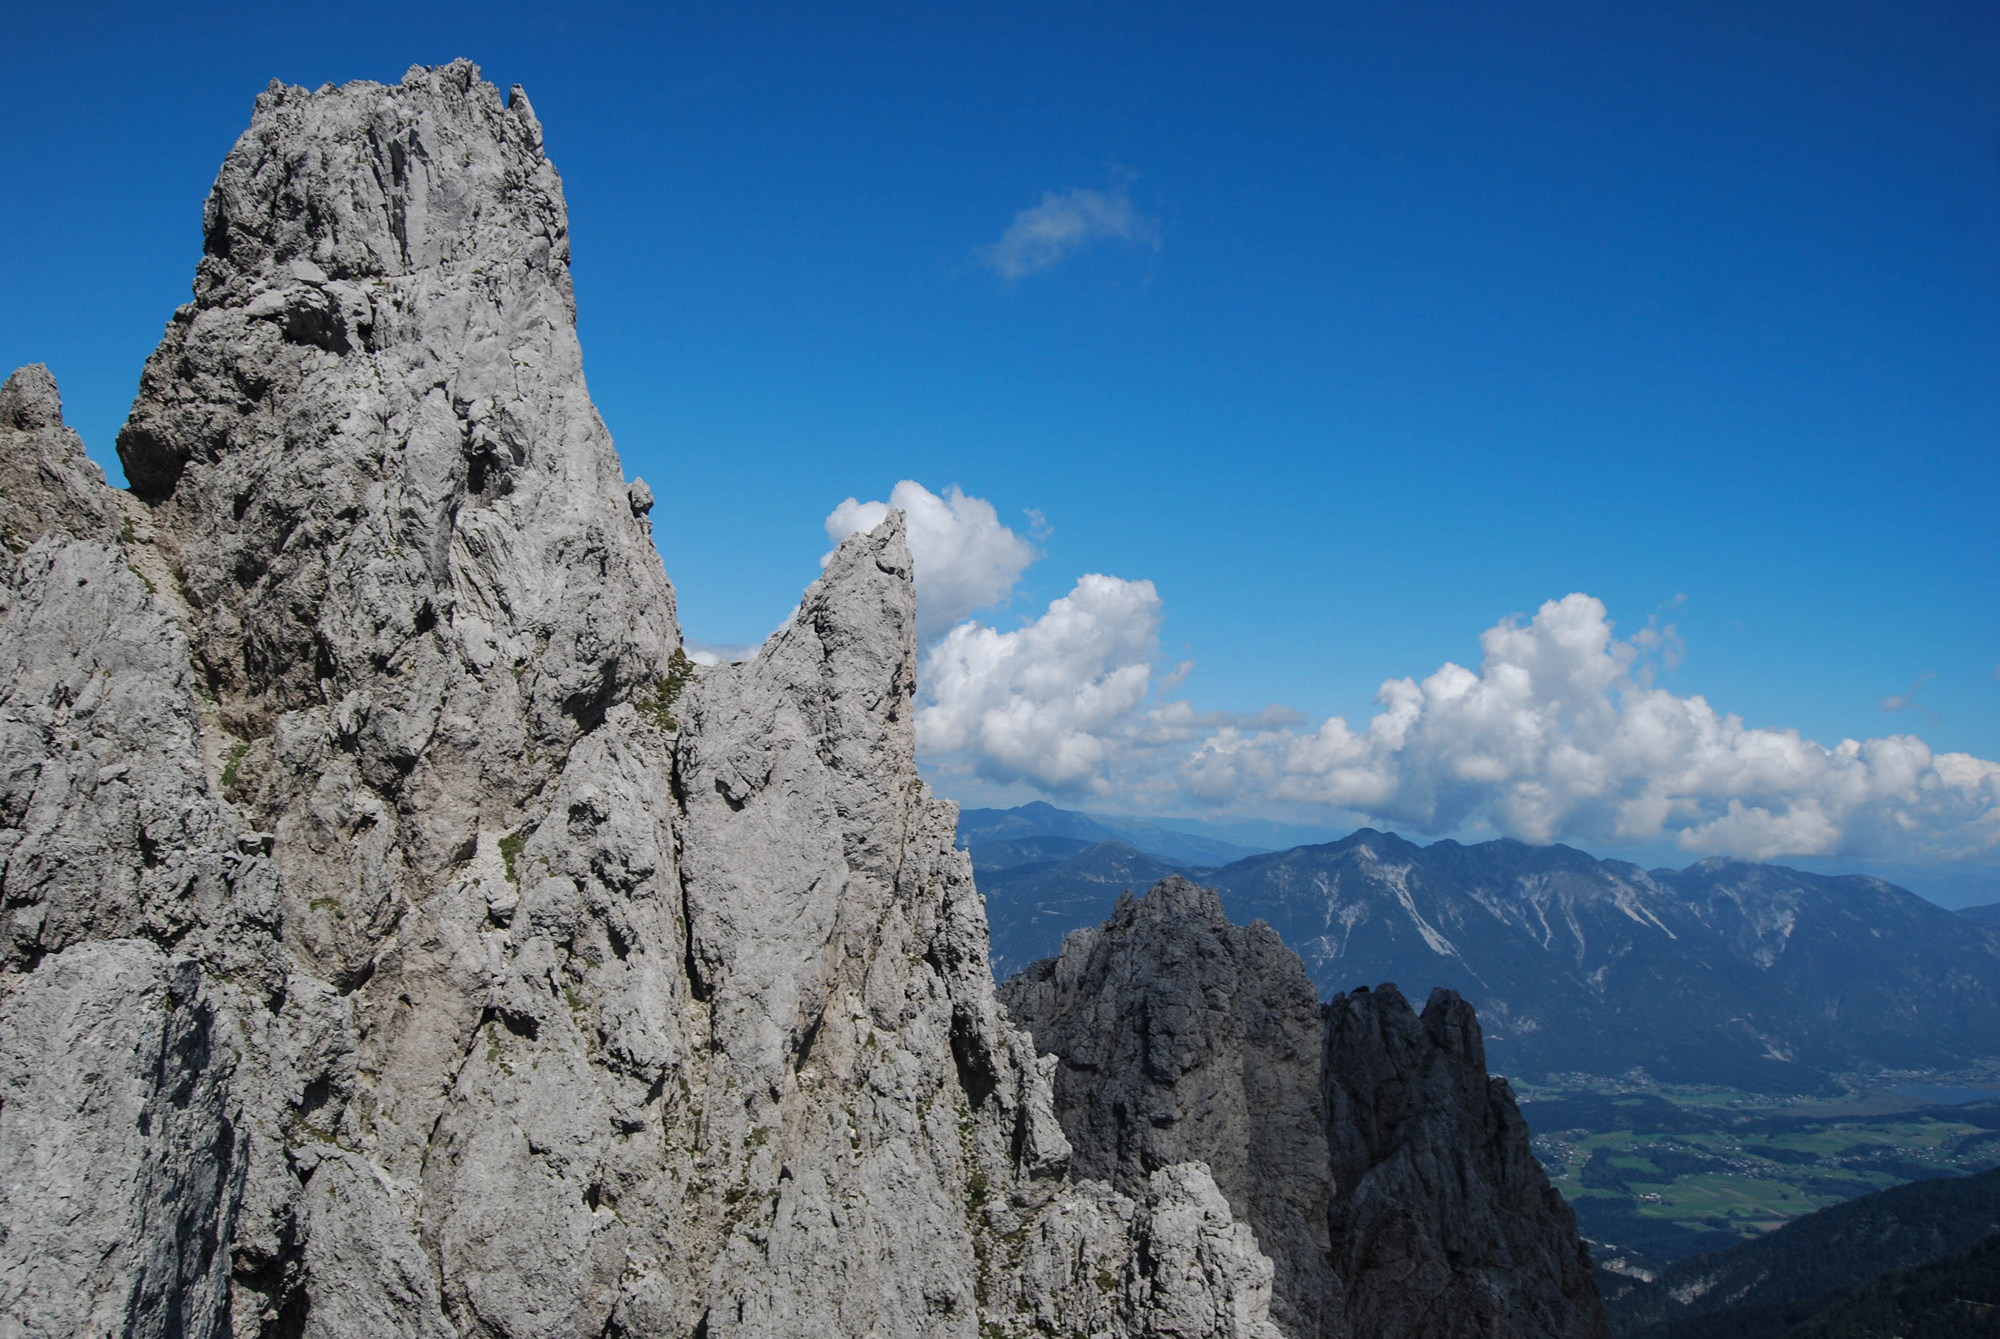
(1, 65), (1288, 1339)
(998, 876), (1342, 1338)
(1003, 877), (1612, 1339)
(0, 364), (121, 551)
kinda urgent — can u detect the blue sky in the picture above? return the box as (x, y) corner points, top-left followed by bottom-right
(4, 2), (1996, 871)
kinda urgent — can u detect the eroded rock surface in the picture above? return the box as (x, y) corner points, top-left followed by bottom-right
(115, 61), (680, 984)
(0, 62), (1284, 1339)
(0, 364), (122, 552)
(0, 368), (288, 1339)
(1003, 880), (1610, 1339)
(998, 877), (1341, 1339)
(1322, 985), (1607, 1339)
(0, 943), (237, 1339)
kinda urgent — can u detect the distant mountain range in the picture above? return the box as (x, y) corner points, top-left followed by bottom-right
(955, 800), (1268, 867)
(1962, 902), (2000, 928)
(976, 841), (1193, 976)
(1604, 1164), (2000, 1337)
(963, 805), (2000, 1091)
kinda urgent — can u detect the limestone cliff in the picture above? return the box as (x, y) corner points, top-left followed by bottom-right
(0, 58), (1608, 1339)
(994, 878), (1341, 1339)
(1000, 878), (1609, 1339)
(0, 63), (1280, 1339)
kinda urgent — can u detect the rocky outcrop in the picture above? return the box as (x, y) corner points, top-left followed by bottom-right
(1002, 880), (1610, 1339)
(1322, 985), (1607, 1339)
(114, 61), (681, 979)
(996, 877), (1341, 1339)
(0, 365), (285, 1339)
(0, 62), (1284, 1339)
(0, 365), (123, 552)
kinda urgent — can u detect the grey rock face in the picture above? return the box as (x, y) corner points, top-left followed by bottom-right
(663, 518), (1278, 1339)
(1004, 879), (1610, 1339)
(2, 61), (1285, 1339)
(998, 877), (1341, 1339)
(0, 364), (122, 552)
(0, 534), (228, 969)
(0, 942), (237, 1339)
(115, 61), (680, 975)
(1321, 985), (1607, 1339)
(0, 378), (325, 1338)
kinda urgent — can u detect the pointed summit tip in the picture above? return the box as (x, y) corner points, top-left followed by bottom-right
(507, 83), (543, 147)
(823, 506), (912, 583)
(1, 363), (120, 549)
(0, 364), (63, 432)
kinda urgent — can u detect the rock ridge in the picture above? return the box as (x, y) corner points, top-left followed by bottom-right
(1, 62), (1284, 1339)
(2, 56), (1610, 1339)
(1323, 983), (1606, 1339)
(1000, 876), (1610, 1339)
(996, 876), (1341, 1338)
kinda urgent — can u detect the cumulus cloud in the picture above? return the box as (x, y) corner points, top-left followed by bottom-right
(913, 576), (1308, 799)
(825, 482), (1037, 646)
(917, 574), (1165, 791)
(977, 176), (1162, 280)
(912, 584), (2000, 862)
(1181, 595), (2000, 862)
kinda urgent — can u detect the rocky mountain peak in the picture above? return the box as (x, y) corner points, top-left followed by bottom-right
(1321, 984), (1606, 1339)
(0, 364), (121, 551)
(0, 62), (1294, 1339)
(1, 58), (1619, 1339)
(110, 62), (681, 988)
(1000, 875), (1340, 1337)
(0, 363), (63, 433)
(1003, 878), (1610, 1339)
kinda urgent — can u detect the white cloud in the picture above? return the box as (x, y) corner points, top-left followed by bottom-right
(1181, 594), (2000, 862)
(825, 481), (1037, 646)
(684, 639), (758, 667)
(917, 574), (1164, 792)
(914, 584), (2000, 863)
(977, 177), (1163, 280)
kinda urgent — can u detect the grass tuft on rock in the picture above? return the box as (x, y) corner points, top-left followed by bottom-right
(638, 646), (697, 732)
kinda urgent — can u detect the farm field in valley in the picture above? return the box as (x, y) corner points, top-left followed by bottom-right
(1516, 1073), (2000, 1267)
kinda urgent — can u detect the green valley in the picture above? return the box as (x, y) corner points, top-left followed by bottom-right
(1518, 1078), (2000, 1267)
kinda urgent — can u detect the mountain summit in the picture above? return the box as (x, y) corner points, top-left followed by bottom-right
(1000, 876), (1607, 1339)
(1, 62), (1605, 1339)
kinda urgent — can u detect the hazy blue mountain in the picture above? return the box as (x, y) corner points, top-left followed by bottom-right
(955, 800), (1265, 867)
(1088, 811), (1346, 854)
(1774, 857), (2000, 912)
(1961, 902), (2000, 928)
(964, 835), (1095, 875)
(956, 801), (1130, 848)
(976, 842), (1197, 977)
